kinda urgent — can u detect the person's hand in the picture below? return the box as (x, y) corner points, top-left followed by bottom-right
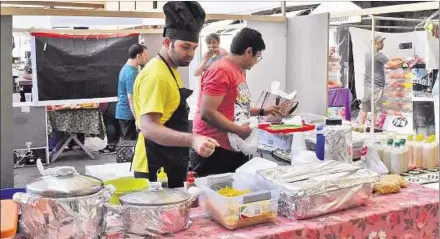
(191, 134), (219, 158)
(219, 48), (228, 56)
(203, 50), (214, 60)
(264, 105), (282, 116)
(237, 123), (252, 139)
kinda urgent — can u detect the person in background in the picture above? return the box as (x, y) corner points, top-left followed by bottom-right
(115, 43), (149, 140)
(358, 35), (404, 125)
(191, 27), (281, 177)
(99, 102), (120, 154)
(131, 1), (219, 188)
(194, 33), (228, 77)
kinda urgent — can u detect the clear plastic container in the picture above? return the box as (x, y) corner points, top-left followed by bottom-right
(413, 135), (424, 169)
(195, 173), (280, 230)
(382, 139), (394, 172)
(406, 135), (414, 169)
(422, 136), (437, 170)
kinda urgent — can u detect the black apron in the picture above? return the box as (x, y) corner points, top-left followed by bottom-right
(134, 54), (193, 188)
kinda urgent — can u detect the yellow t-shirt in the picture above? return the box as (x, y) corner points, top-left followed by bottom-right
(132, 58), (183, 173)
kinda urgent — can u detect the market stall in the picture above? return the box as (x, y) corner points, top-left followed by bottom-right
(47, 104), (105, 162)
(1, 2), (440, 239)
(104, 183), (438, 239)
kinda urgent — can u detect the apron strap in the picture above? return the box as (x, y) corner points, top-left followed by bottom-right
(157, 54), (180, 89)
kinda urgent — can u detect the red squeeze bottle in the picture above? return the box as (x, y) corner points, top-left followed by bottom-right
(186, 171), (199, 208)
(187, 171), (195, 186)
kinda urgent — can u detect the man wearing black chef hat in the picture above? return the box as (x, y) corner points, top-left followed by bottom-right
(131, 1), (219, 188)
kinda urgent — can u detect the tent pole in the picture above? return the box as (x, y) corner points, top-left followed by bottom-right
(280, 1), (286, 17)
(363, 16), (423, 23)
(370, 14), (376, 136)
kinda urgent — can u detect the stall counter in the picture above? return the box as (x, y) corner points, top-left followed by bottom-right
(104, 183), (439, 239)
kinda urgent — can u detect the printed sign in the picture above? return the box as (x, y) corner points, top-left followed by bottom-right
(382, 115), (414, 134)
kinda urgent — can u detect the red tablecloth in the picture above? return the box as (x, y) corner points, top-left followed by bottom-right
(106, 184), (439, 239)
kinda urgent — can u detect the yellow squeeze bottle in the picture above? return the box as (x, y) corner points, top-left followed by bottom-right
(157, 167), (169, 188)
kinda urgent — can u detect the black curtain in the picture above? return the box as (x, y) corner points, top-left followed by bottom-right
(34, 34), (139, 101)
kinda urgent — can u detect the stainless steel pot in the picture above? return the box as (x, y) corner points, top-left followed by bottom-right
(117, 183), (194, 236)
(13, 166), (114, 239)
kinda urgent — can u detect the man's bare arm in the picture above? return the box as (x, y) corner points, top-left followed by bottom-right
(128, 94), (135, 117)
(140, 113), (193, 147)
(200, 94), (245, 135)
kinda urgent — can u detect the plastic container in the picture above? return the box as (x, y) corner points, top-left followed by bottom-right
(104, 177), (149, 205)
(422, 136), (437, 170)
(1, 200), (18, 239)
(390, 141), (408, 174)
(434, 136), (439, 167)
(406, 135), (414, 169)
(413, 135), (424, 169)
(382, 139), (394, 172)
(157, 167), (169, 188)
(195, 173), (280, 230)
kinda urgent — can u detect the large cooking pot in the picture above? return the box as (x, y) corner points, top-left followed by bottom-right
(116, 182), (194, 236)
(13, 166), (114, 239)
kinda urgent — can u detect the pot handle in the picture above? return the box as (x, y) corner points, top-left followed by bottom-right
(51, 166), (78, 177)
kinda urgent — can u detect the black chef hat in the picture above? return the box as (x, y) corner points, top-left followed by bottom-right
(163, 1), (206, 43)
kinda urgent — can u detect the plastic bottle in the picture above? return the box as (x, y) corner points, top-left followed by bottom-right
(433, 136), (439, 167)
(413, 135), (424, 169)
(399, 139), (409, 173)
(390, 142), (403, 174)
(406, 135), (414, 170)
(382, 139), (394, 172)
(156, 167), (168, 188)
(422, 136), (436, 170)
(316, 125), (325, 161)
(185, 171), (199, 208)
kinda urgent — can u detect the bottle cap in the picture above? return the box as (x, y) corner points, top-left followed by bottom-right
(387, 139), (394, 145)
(394, 142), (400, 147)
(157, 167), (168, 180)
(400, 139), (406, 145)
(407, 135), (413, 141)
(416, 135), (424, 141)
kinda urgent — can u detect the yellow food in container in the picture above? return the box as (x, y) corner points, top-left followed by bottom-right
(195, 173), (281, 230)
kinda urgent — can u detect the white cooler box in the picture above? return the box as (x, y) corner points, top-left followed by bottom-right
(86, 162), (133, 181)
(257, 129), (293, 151)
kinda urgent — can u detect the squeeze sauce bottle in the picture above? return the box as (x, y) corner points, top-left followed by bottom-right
(157, 167), (169, 188)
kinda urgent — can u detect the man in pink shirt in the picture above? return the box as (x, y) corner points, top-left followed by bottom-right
(191, 27), (280, 176)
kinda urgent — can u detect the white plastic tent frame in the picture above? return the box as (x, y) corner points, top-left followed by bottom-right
(329, 1), (440, 136)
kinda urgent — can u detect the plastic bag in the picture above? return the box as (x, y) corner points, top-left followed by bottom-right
(228, 117), (258, 156)
(360, 142), (389, 175)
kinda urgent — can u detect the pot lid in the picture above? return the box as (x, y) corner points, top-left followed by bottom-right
(119, 188), (191, 206)
(26, 167), (103, 198)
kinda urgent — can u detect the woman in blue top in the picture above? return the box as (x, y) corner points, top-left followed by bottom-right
(194, 33), (228, 77)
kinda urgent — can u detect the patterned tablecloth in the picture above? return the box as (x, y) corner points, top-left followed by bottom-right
(47, 108), (105, 139)
(105, 183), (439, 239)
